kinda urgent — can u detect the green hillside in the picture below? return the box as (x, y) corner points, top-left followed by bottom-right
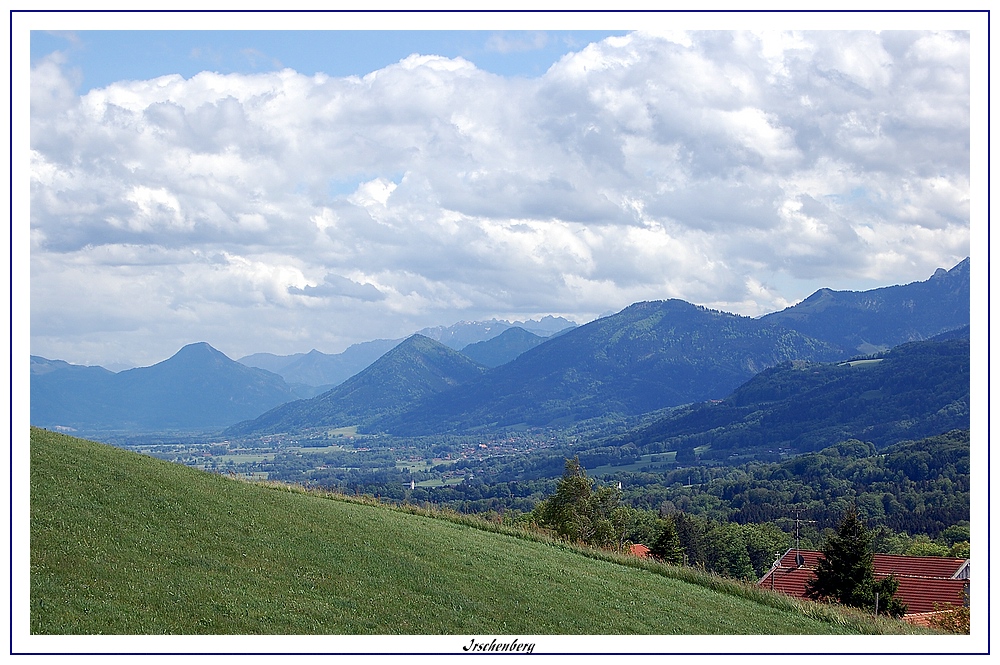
(609, 337), (969, 460)
(29, 428), (922, 635)
(461, 326), (547, 368)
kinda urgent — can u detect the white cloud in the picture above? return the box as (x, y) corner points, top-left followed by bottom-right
(29, 51), (80, 118)
(118, 185), (191, 232)
(349, 178), (398, 209)
(289, 273), (386, 302)
(29, 30), (971, 367)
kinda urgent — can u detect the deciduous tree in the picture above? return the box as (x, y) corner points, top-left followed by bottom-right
(536, 457), (594, 542)
(536, 457), (629, 549)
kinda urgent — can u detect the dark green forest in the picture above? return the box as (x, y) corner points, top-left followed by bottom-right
(605, 337), (969, 460)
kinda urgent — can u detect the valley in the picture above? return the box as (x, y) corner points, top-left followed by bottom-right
(28, 259), (974, 627)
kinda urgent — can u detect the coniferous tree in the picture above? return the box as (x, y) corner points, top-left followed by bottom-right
(806, 505), (873, 606)
(673, 512), (708, 568)
(649, 516), (683, 564)
(806, 505), (906, 617)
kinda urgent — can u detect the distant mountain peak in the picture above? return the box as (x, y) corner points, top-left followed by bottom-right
(32, 341), (299, 431)
(761, 259), (970, 355)
(174, 341), (224, 356)
(227, 331), (486, 436)
(239, 339), (403, 389)
(933, 257), (969, 279)
(165, 342), (232, 367)
(460, 326), (547, 368)
(416, 316), (576, 350)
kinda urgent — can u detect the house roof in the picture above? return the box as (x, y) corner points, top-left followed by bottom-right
(872, 553), (968, 579)
(758, 548), (970, 615)
(889, 576), (968, 614)
(629, 543), (651, 558)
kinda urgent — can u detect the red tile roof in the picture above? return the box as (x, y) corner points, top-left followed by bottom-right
(629, 543), (651, 558)
(873, 553), (968, 580)
(758, 549), (969, 615)
(891, 576), (968, 614)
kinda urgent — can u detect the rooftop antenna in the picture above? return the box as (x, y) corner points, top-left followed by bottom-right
(790, 507), (816, 568)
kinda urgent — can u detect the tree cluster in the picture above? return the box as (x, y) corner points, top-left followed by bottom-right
(533, 457), (630, 550)
(615, 430), (970, 541)
(662, 512), (789, 580)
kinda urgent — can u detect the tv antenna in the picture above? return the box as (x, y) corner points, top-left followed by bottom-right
(792, 508), (816, 566)
(778, 508), (816, 568)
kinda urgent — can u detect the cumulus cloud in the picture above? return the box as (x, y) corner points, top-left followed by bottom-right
(289, 273), (386, 302)
(29, 30), (971, 366)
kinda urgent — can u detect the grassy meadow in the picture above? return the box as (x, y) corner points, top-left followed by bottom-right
(30, 427), (928, 635)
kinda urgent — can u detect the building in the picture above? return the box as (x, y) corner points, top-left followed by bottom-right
(758, 548), (969, 621)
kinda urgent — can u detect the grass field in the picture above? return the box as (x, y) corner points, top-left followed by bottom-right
(414, 476), (464, 488)
(30, 427), (928, 635)
(588, 452), (677, 477)
(840, 359), (886, 367)
(298, 444), (350, 455)
(326, 426), (359, 436)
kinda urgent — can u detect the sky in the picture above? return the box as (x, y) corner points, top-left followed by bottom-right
(26, 18), (977, 370)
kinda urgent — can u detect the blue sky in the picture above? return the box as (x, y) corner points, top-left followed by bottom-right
(31, 30), (628, 92)
(27, 25), (977, 369)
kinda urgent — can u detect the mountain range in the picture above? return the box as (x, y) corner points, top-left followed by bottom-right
(237, 316), (576, 388)
(370, 299), (846, 435)
(226, 335), (487, 436)
(417, 315), (576, 349)
(760, 258), (969, 355)
(32, 259), (970, 436)
(31, 342), (300, 431)
(238, 338), (401, 392)
(601, 334), (970, 461)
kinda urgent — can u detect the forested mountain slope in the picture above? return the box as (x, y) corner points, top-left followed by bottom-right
(761, 258), (969, 355)
(460, 327), (547, 368)
(377, 299), (844, 434)
(227, 335), (487, 435)
(607, 336), (969, 461)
